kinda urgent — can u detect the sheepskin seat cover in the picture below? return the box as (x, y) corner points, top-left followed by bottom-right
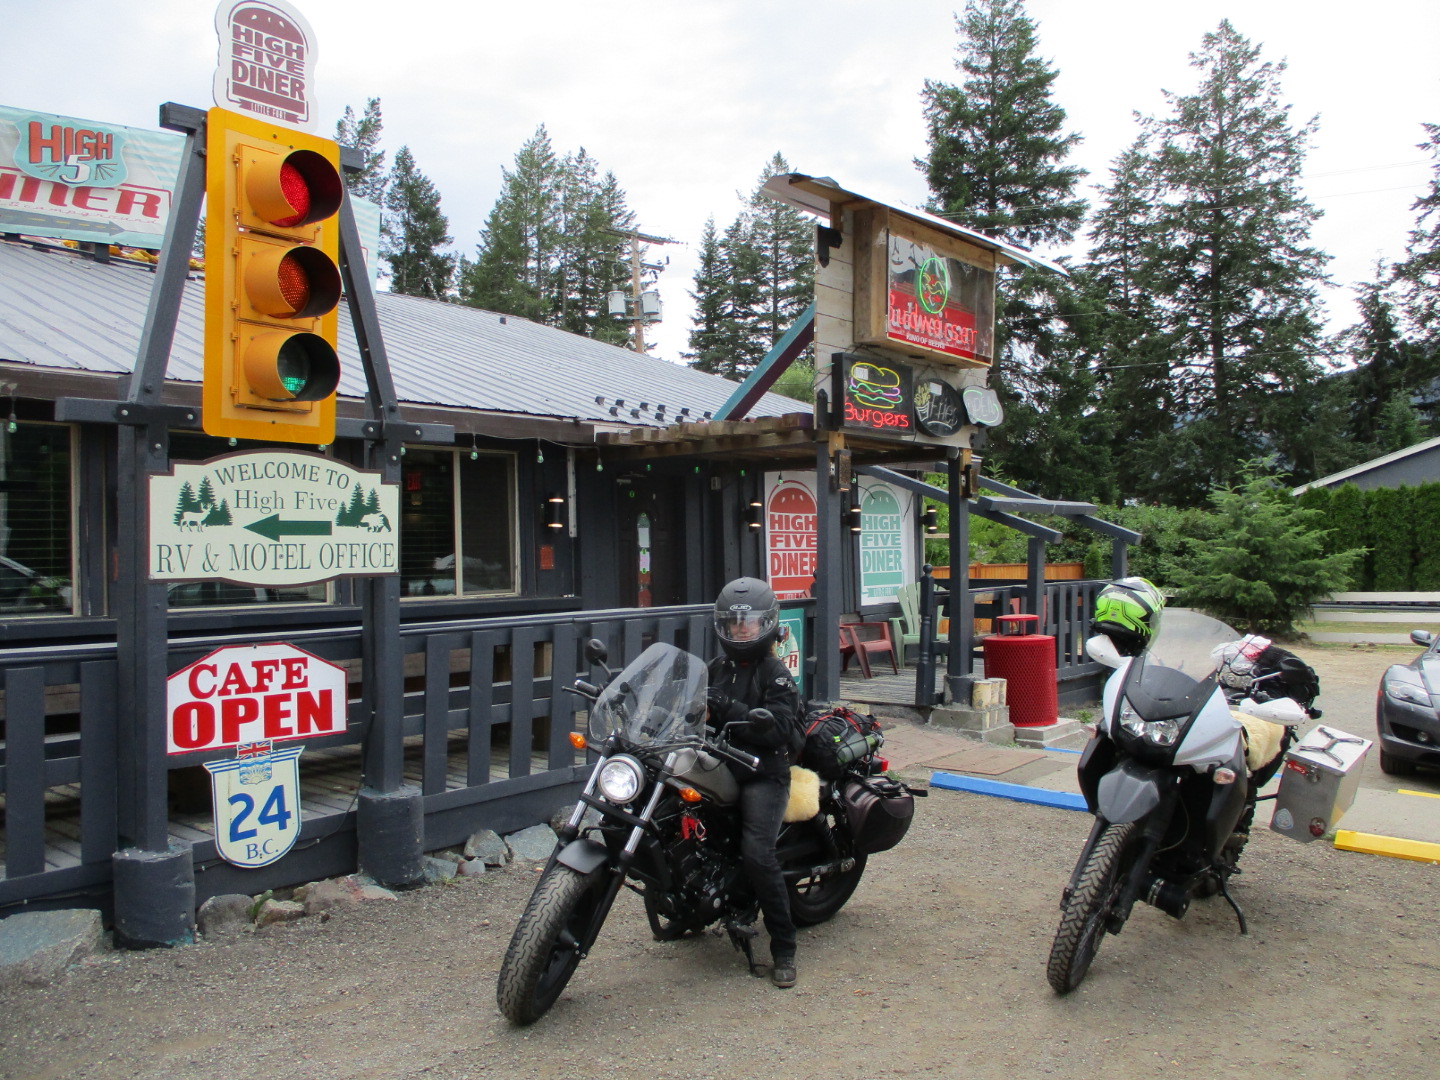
(784, 766), (821, 822)
(1234, 711), (1286, 774)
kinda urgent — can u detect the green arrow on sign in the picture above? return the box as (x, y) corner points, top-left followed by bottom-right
(244, 516), (334, 541)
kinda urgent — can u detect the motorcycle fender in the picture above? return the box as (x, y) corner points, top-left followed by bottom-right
(1097, 760), (1166, 824)
(555, 837), (610, 876)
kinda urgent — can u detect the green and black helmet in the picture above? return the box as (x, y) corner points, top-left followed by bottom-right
(1091, 577), (1166, 656)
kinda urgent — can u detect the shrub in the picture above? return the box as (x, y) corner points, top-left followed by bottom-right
(1170, 464), (1364, 635)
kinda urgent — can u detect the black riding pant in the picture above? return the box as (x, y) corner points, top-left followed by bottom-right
(738, 771), (796, 958)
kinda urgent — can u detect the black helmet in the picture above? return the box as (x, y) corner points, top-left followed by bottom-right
(713, 577), (780, 662)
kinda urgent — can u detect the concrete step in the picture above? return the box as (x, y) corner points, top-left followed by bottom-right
(1012, 719), (1092, 751)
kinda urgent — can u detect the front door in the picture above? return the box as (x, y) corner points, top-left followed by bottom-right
(618, 477), (684, 607)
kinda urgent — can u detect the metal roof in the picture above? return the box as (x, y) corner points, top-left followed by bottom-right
(0, 238), (808, 428)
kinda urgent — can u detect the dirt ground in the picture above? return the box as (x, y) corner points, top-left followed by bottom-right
(2, 642), (1437, 1080)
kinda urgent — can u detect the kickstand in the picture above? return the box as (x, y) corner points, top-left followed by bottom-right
(1216, 875), (1249, 935)
(721, 921), (764, 977)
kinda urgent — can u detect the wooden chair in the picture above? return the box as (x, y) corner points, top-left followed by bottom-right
(888, 582), (949, 664)
(839, 621), (900, 679)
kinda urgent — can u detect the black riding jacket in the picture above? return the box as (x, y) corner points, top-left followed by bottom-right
(707, 654), (801, 780)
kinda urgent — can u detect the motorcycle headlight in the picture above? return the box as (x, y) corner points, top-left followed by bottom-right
(1384, 678), (1431, 707)
(597, 754), (645, 804)
(1118, 698), (1181, 746)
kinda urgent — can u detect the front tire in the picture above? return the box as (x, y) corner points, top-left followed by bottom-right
(1047, 822), (1139, 994)
(497, 866), (605, 1025)
(1379, 748), (1417, 777)
(787, 852), (868, 926)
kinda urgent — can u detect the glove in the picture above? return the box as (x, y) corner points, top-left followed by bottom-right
(706, 687), (733, 717)
(745, 708), (776, 733)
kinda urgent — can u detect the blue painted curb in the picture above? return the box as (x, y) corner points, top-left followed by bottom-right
(931, 771), (1088, 811)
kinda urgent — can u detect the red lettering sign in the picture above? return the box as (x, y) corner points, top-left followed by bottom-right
(167, 643), (347, 754)
(767, 481), (817, 600)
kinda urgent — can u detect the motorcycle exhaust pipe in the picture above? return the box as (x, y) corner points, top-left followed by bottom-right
(1144, 876), (1190, 920)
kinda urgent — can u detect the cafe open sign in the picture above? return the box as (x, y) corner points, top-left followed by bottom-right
(167, 643), (347, 754)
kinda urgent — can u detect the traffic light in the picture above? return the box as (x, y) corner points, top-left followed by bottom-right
(204, 107), (343, 443)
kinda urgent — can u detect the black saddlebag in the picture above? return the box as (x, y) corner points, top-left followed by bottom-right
(841, 775), (915, 855)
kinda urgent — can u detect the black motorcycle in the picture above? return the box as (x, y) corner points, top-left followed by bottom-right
(496, 639), (919, 1024)
(1046, 611), (1317, 994)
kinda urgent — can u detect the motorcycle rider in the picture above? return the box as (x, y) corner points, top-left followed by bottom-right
(705, 577), (802, 988)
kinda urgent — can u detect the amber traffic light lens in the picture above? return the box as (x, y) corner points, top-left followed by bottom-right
(277, 251), (312, 311)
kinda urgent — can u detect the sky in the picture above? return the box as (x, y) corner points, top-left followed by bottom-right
(4, 0), (1438, 363)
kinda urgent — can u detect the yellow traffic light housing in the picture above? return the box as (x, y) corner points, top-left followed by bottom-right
(204, 108), (344, 443)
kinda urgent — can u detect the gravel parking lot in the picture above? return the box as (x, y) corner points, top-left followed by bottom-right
(1, 642), (1437, 1080)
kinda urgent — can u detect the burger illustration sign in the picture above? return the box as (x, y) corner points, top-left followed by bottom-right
(835, 355), (914, 433)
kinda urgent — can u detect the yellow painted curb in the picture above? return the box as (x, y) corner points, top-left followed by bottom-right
(1333, 830), (1440, 864)
(1397, 788), (1440, 800)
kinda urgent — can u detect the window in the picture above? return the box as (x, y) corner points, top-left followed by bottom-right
(400, 448), (516, 597)
(0, 422), (73, 615)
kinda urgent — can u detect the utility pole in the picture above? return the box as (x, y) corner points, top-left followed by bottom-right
(607, 228), (675, 353)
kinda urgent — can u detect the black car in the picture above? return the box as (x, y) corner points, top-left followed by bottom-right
(1376, 629), (1440, 776)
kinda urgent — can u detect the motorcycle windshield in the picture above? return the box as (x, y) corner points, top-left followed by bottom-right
(588, 642), (708, 748)
(1125, 608), (1240, 720)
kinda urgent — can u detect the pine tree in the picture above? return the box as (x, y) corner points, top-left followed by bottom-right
(919, 0), (1085, 248)
(1078, 141), (1173, 500)
(685, 155), (813, 380)
(553, 150), (633, 343)
(1136, 21), (1330, 500)
(1395, 124), (1440, 346)
(685, 218), (730, 373)
(460, 126), (559, 320)
(918, 0), (1086, 481)
(382, 146), (454, 299)
(459, 127), (637, 339)
(334, 98), (387, 201)
(743, 153), (814, 351)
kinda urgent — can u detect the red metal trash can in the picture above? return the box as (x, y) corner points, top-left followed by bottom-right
(982, 614), (1058, 727)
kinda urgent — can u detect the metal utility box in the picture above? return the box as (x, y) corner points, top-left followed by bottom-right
(1270, 725), (1372, 843)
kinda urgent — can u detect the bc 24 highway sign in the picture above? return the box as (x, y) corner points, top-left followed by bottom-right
(204, 742), (305, 868)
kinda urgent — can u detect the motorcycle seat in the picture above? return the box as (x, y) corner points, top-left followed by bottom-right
(1233, 710), (1286, 774)
(784, 766), (821, 822)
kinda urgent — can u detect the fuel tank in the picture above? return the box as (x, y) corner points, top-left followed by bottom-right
(670, 747), (739, 804)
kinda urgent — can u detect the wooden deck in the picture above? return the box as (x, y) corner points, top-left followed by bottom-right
(1, 736), (553, 877)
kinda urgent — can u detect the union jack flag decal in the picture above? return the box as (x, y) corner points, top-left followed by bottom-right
(237, 741), (272, 759)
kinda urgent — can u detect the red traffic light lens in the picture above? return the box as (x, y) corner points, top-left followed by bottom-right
(246, 148), (342, 229)
(273, 162), (312, 227)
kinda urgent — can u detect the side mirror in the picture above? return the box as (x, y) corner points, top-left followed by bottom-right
(1086, 634), (1125, 670)
(584, 638), (610, 665)
(746, 708), (776, 732)
(1410, 629), (1434, 648)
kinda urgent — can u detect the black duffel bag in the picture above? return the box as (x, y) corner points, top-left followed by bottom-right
(842, 775), (915, 855)
(800, 704), (881, 780)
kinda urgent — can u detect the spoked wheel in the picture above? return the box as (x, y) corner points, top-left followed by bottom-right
(787, 851), (868, 926)
(1047, 822), (1139, 994)
(643, 891), (705, 941)
(496, 866), (605, 1025)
